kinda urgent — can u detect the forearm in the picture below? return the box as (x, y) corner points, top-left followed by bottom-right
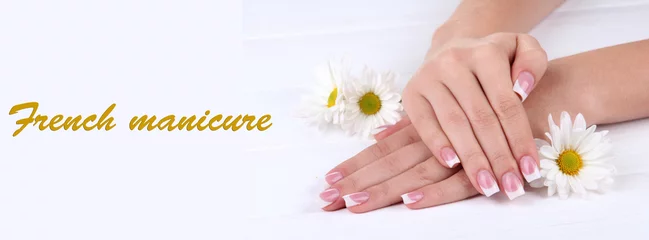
(431, 0), (565, 49)
(525, 39), (649, 136)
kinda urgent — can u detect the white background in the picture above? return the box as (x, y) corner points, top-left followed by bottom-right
(2, 0), (649, 239)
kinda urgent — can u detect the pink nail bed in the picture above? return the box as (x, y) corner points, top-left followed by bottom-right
(325, 172), (343, 185)
(502, 172), (525, 200)
(441, 147), (460, 168)
(319, 188), (340, 202)
(401, 192), (424, 204)
(342, 192), (370, 207)
(520, 156), (541, 182)
(477, 170), (500, 197)
(513, 71), (535, 101)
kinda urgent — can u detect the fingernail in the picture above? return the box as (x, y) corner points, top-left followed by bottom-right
(513, 71), (535, 101)
(502, 172), (525, 200)
(477, 170), (500, 197)
(441, 147), (460, 168)
(401, 192), (424, 204)
(342, 192), (370, 207)
(319, 188), (340, 202)
(325, 172), (343, 185)
(520, 156), (541, 182)
(376, 124), (393, 130)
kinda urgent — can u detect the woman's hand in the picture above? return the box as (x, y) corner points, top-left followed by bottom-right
(403, 32), (548, 200)
(320, 116), (480, 213)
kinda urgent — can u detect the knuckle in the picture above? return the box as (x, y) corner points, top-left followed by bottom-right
(489, 151), (513, 166)
(436, 47), (465, 64)
(413, 162), (436, 183)
(457, 172), (474, 190)
(469, 108), (499, 129)
(382, 154), (403, 175)
(494, 96), (524, 122)
(462, 150), (485, 165)
(496, 96), (524, 121)
(445, 110), (468, 126)
(472, 42), (502, 60)
(432, 187), (446, 200)
(370, 141), (391, 158)
(371, 182), (391, 198)
(335, 176), (360, 192)
(404, 131), (419, 146)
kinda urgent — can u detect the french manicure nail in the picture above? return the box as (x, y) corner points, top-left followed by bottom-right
(502, 172), (525, 200)
(376, 124), (393, 130)
(325, 172), (343, 185)
(319, 188), (340, 202)
(441, 147), (460, 168)
(513, 71), (535, 101)
(342, 192), (370, 207)
(477, 170), (500, 197)
(401, 192), (424, 204)
(520, 156), (541, 182)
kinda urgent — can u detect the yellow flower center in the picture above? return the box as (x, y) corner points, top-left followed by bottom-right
(358, 92), (382, 115)
(557, 150), (583, 176)
(327, 88), (338, 108)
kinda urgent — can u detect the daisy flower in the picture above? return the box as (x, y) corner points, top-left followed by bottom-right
(533, 112), (616, 199)
(342, 67), (403, 138)
(296, 60), (350, 132)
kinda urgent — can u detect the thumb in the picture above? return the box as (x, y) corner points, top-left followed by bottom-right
(509, 34), (548, 101)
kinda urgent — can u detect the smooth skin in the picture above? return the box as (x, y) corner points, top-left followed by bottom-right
(321, 0), (649, 213)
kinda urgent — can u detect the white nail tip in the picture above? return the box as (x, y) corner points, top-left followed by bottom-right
(319, 198), (335, 207)
(523, 168), (542, 183)
(505, 185), (526, 200)
(325, 172), (343, 185)
(513, 80), (528, 102)
(401, 194), (417, 204)
(481, 184), (500, 197)
(445, 156), (460, 168)
(342, 194), (367, 207)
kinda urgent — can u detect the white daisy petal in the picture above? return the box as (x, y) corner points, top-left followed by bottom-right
(579, 175), (599, 190)
(530, 178), (545, 188)
(546, 167), (559, 180)
(573, 113), (586, 131)
(548, 183), (557, 196)
(535, 138), (550, 149)
(560, 111), (572, 149)
(556, 173), (567, 189)
(580, 166), (612, 180)
(577, 131), (602, 155)
(581, 142), (612, 161)
(540, 159), (558, 170)
(540, 146), (559, 159)
(569, 176), (587, 196)
(551, 124), (563, 153)
(548, 114), (557, 131)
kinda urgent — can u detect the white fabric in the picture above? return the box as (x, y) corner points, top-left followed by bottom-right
(243, 0), (649, 239)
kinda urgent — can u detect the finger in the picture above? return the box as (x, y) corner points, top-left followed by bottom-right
(485, 33), (548, 101)
(373, 115), (411, 141)
(402, 169), (479, 209)
(324, 125), (420, 185)
(442, 64), (524, 200)
(402, 85), (460, 169)
(345, 157), (459, 213)
(477, 34), (545, 183)
(416, 75), (500, 198)
(322, 142), (431, 211)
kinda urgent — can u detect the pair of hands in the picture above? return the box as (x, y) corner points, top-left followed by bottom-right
(319, 33), (549, 212)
